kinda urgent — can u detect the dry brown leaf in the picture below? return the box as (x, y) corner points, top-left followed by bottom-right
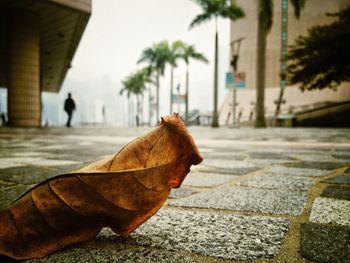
(0, 114), (202, 260)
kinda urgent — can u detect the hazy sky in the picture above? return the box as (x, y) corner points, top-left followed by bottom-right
(60, 0), (232, 124)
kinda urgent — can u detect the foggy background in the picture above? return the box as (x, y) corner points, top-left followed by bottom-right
(38, 0), (232, 126)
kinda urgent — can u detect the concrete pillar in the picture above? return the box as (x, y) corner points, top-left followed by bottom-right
(7, 10), (41, 127)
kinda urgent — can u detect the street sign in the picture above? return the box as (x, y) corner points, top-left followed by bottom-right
(171, 94), (186, 104)
(226, 72), (246, 89)
(226, 72), (234, 88)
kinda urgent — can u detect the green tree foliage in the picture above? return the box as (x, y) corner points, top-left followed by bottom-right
(120, 68), (151, 97)
(121, 68), (154, 126)
(138, 41), (171, 123)
(286, 7), (350, 91)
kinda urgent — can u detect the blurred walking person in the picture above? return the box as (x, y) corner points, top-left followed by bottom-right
(64, 93), (76, 127)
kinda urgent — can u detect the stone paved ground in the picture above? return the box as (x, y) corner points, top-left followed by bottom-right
(0, 126), (349, 263)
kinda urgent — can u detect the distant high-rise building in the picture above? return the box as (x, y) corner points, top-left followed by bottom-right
(0, 0), (91, 127)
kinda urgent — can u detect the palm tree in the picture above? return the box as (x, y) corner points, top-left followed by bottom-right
(255, 0), (306, 127)
(120, 68), (149, 126)
(189, 0), (244, 127)
(138, 41), (170, 124)
(120, 75), (135, 126)
(178, 43), (208, 123)
(168, 40), (185, 115)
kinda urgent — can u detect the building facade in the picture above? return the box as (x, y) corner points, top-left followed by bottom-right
(0, 0), (91, 127)
(220, 0), (350, 125)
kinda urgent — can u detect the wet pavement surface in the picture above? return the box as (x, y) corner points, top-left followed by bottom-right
(0, 126), (349, 262)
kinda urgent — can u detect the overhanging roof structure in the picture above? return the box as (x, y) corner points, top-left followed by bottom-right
(0, 0), (91, 92)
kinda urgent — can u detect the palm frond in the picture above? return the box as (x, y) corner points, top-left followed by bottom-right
(259, 0), (273, 32)
(189, 13), (213, 29)
(179, 43), (208, 65)
(191, 52), (209, 63)
(137, 48), (155, 64)
(189, 0), (244, 29)
(290, 0), (306, 18)
(219, 1), (245, 21)
(168, 40), (186, 66)
(190, 0), (209, 7)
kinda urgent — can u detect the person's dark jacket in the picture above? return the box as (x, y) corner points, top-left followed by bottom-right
(64, 98), (76, 113)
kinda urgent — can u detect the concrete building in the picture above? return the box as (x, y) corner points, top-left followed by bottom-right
(220, 0), (350, 126)
(0, 0), (91, 127)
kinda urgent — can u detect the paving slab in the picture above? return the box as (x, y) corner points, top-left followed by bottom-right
(287, 161), (347, 170)
(332, 153), (350, 161)
(202, 160), (256, 169)
(248, 159), (297, 166)
(37, 144), (76, 151)
(194, 165), (260, 176)
(202, 152), (246, 161)
(267, 166), (330, 177)
(300, 222), (350, 263)
(183, 172), (238, 187)
(246, 148), (288, 154)
(0, 159), (23, 169)
(169, 187), (198, 199)
(291, 154), (340, 162)
(24, 245), (205, 263)
(239, 174), (314, 190)
(322, 174), (350, 185)
(0, 164), (83, 185)
(171, 186), (307, 215)
(97, 209), (290, 261)
(310, 197), (350, 226)
(321, 185), (350, 200)
(11, 152), (49, 157)
(248, 148), (330, 155)
(286, 149), (332, 155)
(0, 157), (79, 169)
(247, 152), (295, 160)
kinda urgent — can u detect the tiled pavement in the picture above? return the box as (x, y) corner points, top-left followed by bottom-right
(0, 126), (349, 262)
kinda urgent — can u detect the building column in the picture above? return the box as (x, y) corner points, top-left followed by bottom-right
(7, 10), (41, 127)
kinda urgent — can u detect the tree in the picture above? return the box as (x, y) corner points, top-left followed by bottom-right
(189, 0), (244, 127)
(255, 0), (306, 127)
(138, 41), (170, 124)
(120, 74), (134, 126)
(168, 41), (185, 115)
(178, 43), (208, 123)
(120, 68), (150, 126)
(286, 7), (350, 91)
